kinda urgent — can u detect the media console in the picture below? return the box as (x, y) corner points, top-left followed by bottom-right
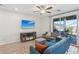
(20, 32), (36, 42)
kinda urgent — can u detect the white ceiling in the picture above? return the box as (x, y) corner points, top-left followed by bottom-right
(0, 4), (79, 16)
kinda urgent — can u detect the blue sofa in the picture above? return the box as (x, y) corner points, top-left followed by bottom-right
(71, 35), (77, 45)
(30, 36), (73, 54)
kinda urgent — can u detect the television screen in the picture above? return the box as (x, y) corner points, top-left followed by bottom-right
(21, 20), (35, 29)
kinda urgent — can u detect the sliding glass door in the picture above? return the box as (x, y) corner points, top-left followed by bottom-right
(53, 15), (77, 44)
(53, 15), (77, 35)
(53, 18), (61, 32)
(53, 18), (65, 35)
(66, 19), (77, 35)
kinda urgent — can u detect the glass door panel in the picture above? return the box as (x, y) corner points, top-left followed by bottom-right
(66, 19), (77, 35)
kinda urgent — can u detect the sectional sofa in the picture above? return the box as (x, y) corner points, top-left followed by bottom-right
(30, 36), (73, 54)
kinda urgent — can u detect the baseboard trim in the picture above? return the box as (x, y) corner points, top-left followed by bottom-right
(0, 40), (20, 45)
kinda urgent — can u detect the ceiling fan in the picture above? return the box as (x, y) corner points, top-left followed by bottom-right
(33, 5), (53, 14)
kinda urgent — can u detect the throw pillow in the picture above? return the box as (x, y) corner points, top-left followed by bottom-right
(35, 42), (48, 54)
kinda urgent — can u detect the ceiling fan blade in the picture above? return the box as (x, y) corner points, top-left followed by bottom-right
(46, 6), (52, 10)
(46, 11), (51, 13)
(36, 6), (41, 9)
(41, 5), (46, 9)
(33, 11), (39, 13)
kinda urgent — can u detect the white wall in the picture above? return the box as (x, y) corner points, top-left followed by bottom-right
(0, 10), (20, 45)
(37, 16), (50, 36)
(0, 10), (50, 45)
(51, 10), (79, 45)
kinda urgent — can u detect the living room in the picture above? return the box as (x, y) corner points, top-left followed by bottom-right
(0, 4), (79, 54)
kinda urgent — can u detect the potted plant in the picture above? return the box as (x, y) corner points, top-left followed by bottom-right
(66, 26), (73, 35)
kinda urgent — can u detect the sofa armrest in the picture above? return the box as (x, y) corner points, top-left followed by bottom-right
(30, 46), (40, 54)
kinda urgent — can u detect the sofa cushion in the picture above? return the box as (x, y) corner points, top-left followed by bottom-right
(44, 37), (72, 54)
(45, 42), (56, 47)
(35, 42), (48, 54)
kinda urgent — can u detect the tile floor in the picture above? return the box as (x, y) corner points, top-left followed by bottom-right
(0, 40), (79, 54)
(0, 40), (35, 54)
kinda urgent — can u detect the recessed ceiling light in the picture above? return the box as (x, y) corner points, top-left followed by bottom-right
(14, 8), (18, 11)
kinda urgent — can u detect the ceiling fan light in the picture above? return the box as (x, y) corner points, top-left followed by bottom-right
(40, 10), (46, 13)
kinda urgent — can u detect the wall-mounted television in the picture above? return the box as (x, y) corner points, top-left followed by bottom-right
(21, 19), (35, 29)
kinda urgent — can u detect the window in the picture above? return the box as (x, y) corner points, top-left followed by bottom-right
(53, 15), (77, 35)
